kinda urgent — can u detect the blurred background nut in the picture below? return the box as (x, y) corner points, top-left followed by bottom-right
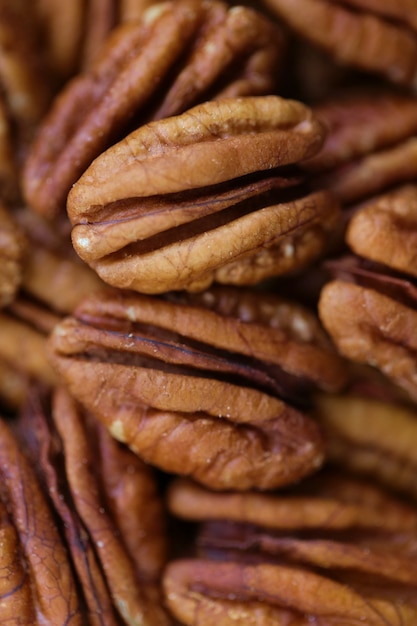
(260, 0), (417, 86)
(23, 0), (284, 218)
(48, 286), (347, 490)
(0, 415), (83, 623)
(318, 184), (417, 402)
(0, 204), (25, 308)
(163, 472), (417, 625)
(15, 386), (170, 625)
(68, 96), (340, 293)
(302, 89), (417, 207)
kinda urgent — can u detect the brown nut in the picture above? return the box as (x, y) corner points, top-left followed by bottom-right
(346, 184), (417, 279)
(23, 0), (285, 218)
(261, 0), (417, 85)
(319, 278), (417, 402)
(67, 96), (339, 293)
(0, 415), (83, 623)
(0, 204), (25, 308)
(302, 89), (417, 206)
(163, 472), (417, 625)
(315, 392), (417, 500)
(48, 286), (348, 490)
(15, 386), (170, 625)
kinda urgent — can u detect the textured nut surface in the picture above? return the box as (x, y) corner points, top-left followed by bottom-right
(23, 0), (284, 217)
(0, 415), (83, 624)
(68, 96), (337, 293)
(261, 0), (417, 84)
(319, 279), (417, 402)
(316, 392), (417, 500)
(302, 90), (417, 205)
(47, 286), (348, 490)
(16, 387), (170, 625)
(0, 205), (25, 308)
(164, 473), (417, 625)
(346, 184), (417, 278)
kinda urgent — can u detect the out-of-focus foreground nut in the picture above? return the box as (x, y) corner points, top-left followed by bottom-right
(0, 204), (25, 307)
(315, 392), (417, 500)
(163, 473), (417, 625)
(23, 0), (284, 218)
(68, 96), (339, 293)
(15, 386), (170, 625)
(0, 415), (83, 623)
(261, 0), (417, 85)
(48, 286), (347, 490)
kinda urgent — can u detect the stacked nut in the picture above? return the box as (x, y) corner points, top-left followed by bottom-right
(1, 0), (417, 623)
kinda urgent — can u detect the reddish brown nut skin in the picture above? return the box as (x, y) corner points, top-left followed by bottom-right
(261, 0), (417, 85)
(16, 387), (170, 626)
(0, 205), (26, 308)
(67, 96), (338, 293)
(47, 287), (348, 490)
(23, 0), (285, 217)
(163, 473), (417, 625)
(0, 415), (83, 624)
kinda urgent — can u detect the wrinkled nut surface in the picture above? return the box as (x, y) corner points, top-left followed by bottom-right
(302, 90), (417, 205)
(346, 184), (417, 278)
(164, 473), (417, 625)
(68, 96), (338, 293)
(315, 392), (417, 500)
(261, 0), (417, 85)
(0, 415), (83, 623)
(15, 387), (170, 625)
(0, 205), (25, 308)
(23, 0), (284, 217)
(319, 279), (417, 402)
(48, 286), (348, 490)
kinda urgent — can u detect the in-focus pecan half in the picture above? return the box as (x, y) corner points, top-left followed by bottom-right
(261, 0), (417, 85)
(0, 415), (83, 623)
(315, 391), (417, 501)
(163, 472), (417, 625)
(302, 89), (417, 206)
(48, 286), (348, 490)
(14, 386), (170, 625)
(0, 204), (25, 308)
(23, 0), (284, 217)
(68, 96), (339, 293)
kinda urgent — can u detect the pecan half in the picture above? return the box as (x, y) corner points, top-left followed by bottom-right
(0, 204), (25, 308)
(67, 96), (339, 293)
(302, 89), (417, 205)
(0, 415), (83, 623)
(23, 0), (284, 217)
(14, 386), (170, 625)
(315, 392), (417, 500)
(48, 286), (348, 490)
(261, 0), (417, 85)
(164, 472), (417, 625)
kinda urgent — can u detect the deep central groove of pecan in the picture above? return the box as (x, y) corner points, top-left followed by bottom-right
(49, 287), (347, 490)
(67, 96), (339, 293)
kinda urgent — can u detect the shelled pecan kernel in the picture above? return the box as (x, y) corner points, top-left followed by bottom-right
(0, 205), (25, 308)
(163, 472), (417, 625)
(48, 286), (347, 490)
(68, 96), (339, 293)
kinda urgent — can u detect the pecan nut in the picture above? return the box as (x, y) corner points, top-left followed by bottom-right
(261, 0), (417, 85)
(67, 96), (339, 293)
(0, 414), (83, 623)
(48, 286), (348, 490)
(0, 205), (25, 308)
(302, 89), (417, 206)
(163, 472), (417, 625)
(14, 386), (170, 625)
(315, 391), (417, 500)
(23, 0), (284, 217)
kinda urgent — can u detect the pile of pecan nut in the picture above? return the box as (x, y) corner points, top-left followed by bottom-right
(1, 0), (417, 623)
